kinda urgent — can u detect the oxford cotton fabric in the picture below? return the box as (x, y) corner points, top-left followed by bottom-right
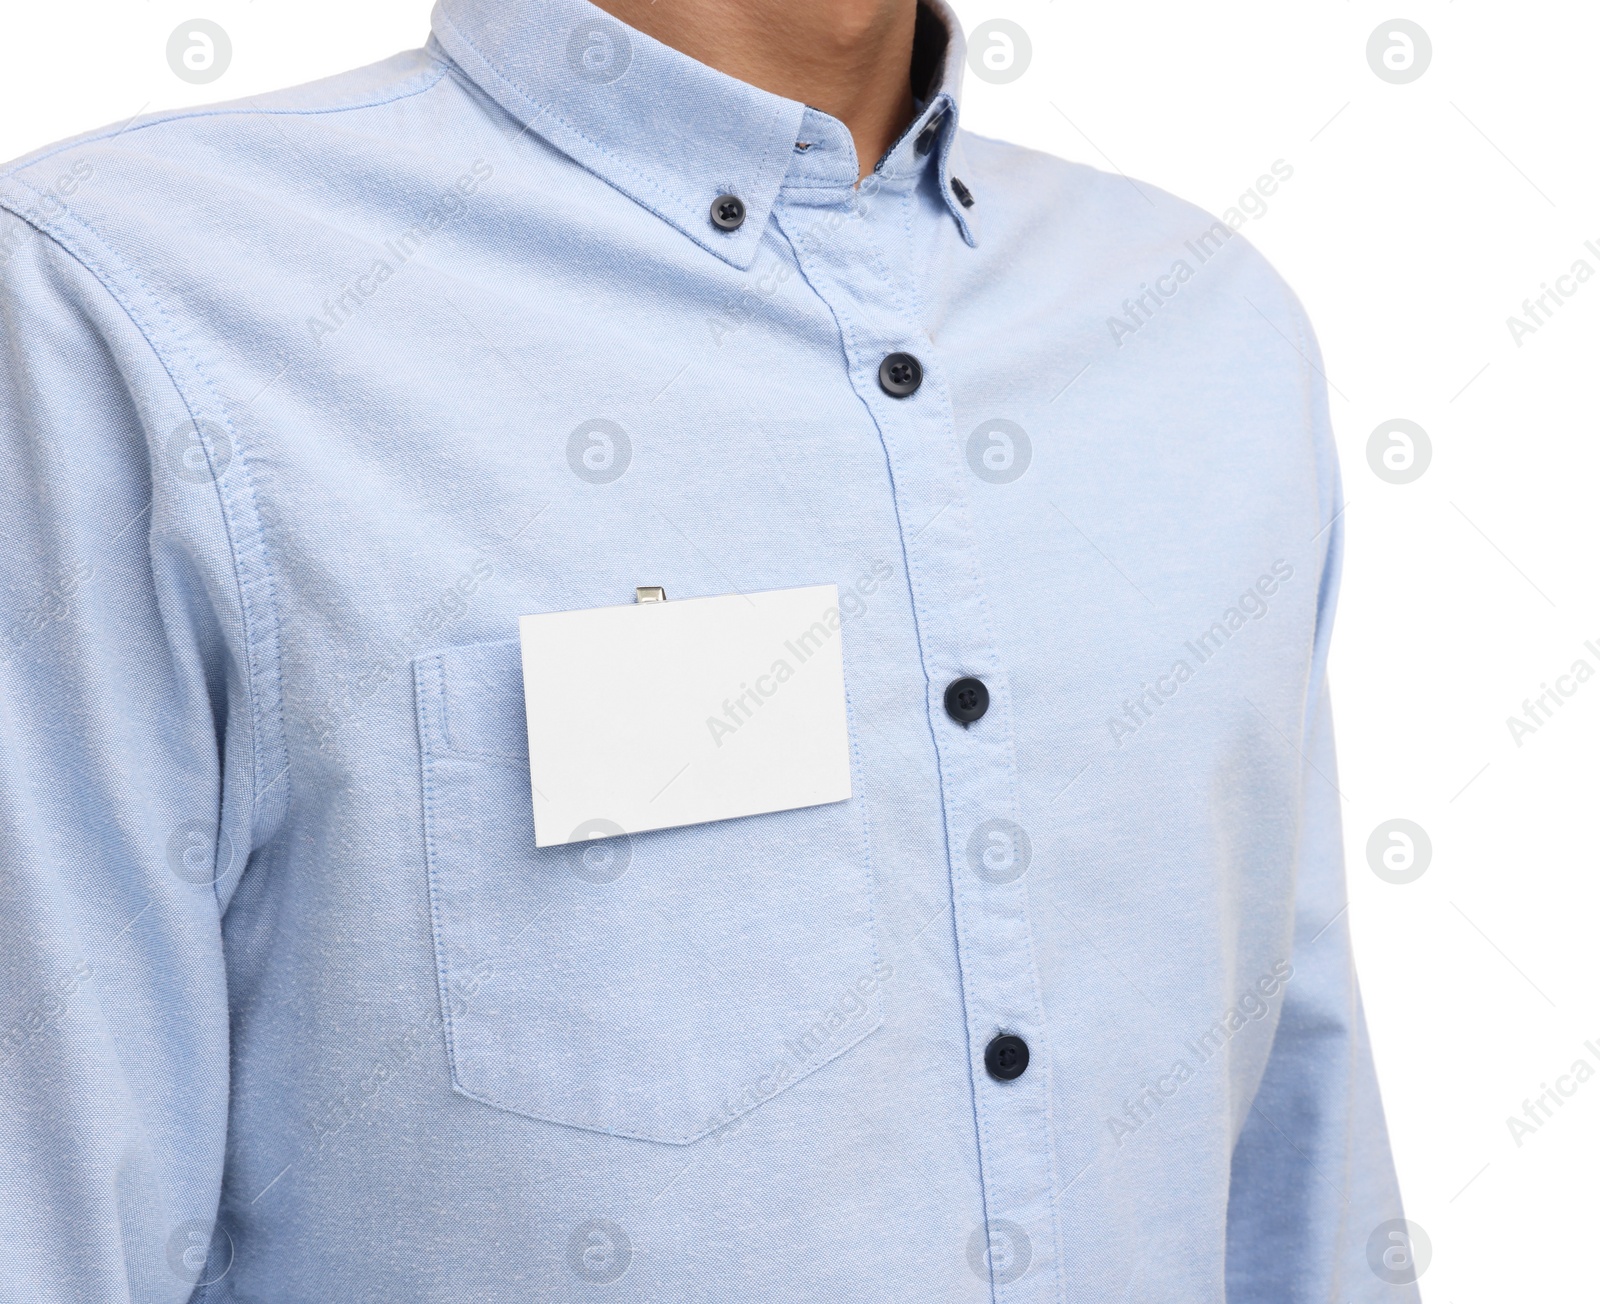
(0, 1), (1416, 1300)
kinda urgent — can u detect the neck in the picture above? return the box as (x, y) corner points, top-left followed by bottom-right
(589, 0), (920, 181)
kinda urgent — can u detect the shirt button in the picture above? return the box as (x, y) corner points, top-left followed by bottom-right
(950, 177), (975, 209)
(915, 114), (944, 156)
(878, 352), (923, 397)
(985, 1034), (1029, 1081)
(944, 676), (989, 725)
(709, 194), (746, 231)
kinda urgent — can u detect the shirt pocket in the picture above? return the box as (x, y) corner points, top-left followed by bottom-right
(412, 636), (883, 1144)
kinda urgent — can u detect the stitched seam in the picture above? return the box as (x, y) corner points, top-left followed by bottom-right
(779, 163), (930, 197)
(1285, 290), (1336, 747)
(418, 636), (881, 1146)
(0, 179), (291, 865)
(774, 198), (1058, 1304)
(444, 1003), (884, 1145)
(931, 335), (1065, 1303)
(926, 348), (1062, 1304)
(746, 91), (792, 224)
(876, 211), (1011, 1292)
(433, 13), (703, 234)
(434, 657), (527, 762)
(434, 745), (527, 764)
(942, 128), (980, 248)
(0, 63), (450, 183)
(432, 11), (784, 264)
(840, 630), (887, 1039)
(413, 656), (465, 1100)
(778, 179), (872, 194)
(899, 181), (929, 328)
(773, 201), (1000, 1283)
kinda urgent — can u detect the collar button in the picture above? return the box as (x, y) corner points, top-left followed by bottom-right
(710, 194), (746, 231)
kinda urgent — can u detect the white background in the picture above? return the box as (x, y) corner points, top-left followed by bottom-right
(3, 3), (1596, 1299)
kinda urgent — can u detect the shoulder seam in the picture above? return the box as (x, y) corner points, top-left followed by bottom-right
(1, 58), (450, 183)
(0, 175), (292, 863)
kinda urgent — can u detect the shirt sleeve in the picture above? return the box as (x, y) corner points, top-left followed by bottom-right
(0, 202), (278, 1302)
(1222, 306), (1419, 1303)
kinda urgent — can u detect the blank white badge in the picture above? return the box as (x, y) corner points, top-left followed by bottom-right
(518, 583), (852, 846)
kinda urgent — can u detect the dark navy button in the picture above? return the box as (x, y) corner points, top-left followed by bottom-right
(710, 194), (746, 231)
(944, 676), (988, 725)
(985, 1034), (1029, 1081)
(915, 114), (944, 156)
(950, 177), (975, 209)
(878, 352), (923, 397)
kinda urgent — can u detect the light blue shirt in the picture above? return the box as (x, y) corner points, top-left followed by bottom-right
(0, 1), (1415, 1300)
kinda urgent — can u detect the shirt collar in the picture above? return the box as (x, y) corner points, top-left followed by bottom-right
(428, 0), (975, 269)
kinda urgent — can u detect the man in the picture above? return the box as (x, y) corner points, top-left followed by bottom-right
(0, 0), (1415, 1300)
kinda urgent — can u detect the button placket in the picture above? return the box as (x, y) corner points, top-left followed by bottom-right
(774, 190), (1063, 1303)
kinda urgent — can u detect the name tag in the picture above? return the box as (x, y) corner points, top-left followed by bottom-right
(518, 584), (852, 847)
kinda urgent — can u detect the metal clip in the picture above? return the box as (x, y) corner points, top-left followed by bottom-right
(635, 586), (667, 603)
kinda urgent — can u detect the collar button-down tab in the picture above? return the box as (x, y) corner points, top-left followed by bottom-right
(709, 194), (747, 231)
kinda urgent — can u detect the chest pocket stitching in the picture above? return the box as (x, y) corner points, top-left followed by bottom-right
(434, 637), (528, 763)
(412, 636), (884, 1145)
